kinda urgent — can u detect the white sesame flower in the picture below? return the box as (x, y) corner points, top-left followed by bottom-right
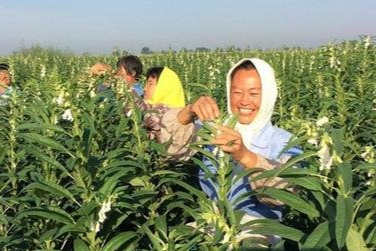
(329, 57), (336, 68)
(308, 138), (318, 146)
(364, 36), (371, 49)
(89, 222), (101, 233)
(223, 232), (231, 244)
(126, 109), (133, 117)
(361, 151), (368, 160)
(218, 149), (225, 158)
(212, 147), (219, 156)
(62, 109), (73, 122)
(55, 94), (65, 106)
(53, 115), (58, 124)
(212, 147), (225, 158)
(98, 200), (112, 223)
(361, 146), (375, 163)
(316, 116), (329, 127)
(318, 144), (333, 171)
(40, 65), (46, 78)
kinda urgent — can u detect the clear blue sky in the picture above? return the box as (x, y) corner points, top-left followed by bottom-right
(1, 0), (375, 55)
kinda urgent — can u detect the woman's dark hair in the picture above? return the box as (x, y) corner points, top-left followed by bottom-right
(117, 55), (143, 80)
(230, 60), (257, 80)
(0, 63), (10, 71)
(146, 67), (164, 80)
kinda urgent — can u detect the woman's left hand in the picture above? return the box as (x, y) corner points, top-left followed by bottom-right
(211, 125), (257, 167)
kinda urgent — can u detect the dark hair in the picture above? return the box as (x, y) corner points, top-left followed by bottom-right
(146, 67), (164, 80)
(0, 63), (10, 71)
(117, 55), (143, 80)
(230, 60), (257, 80)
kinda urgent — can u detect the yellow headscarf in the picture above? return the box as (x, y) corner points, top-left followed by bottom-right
(147, 67), (185, 108)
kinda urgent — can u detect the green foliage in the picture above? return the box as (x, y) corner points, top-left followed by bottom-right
(1, 37), (376, 250)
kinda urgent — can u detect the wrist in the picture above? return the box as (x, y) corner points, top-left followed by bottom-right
(238, 150), (258, 168)
(187, 104), (196, 120)
(177, 104), (196, 125)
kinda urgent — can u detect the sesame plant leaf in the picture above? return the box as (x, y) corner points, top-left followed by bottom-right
(302, 221), (334, 251)
(55, 224), (86, 238)
(140, 224), (165, 250)
(242, 218), (305, 242)
(22, 145), (73, 178)
(13, 206), (75, 225)
(337, 163), (352, 194)
(346, 225), (369, 251)
(285, 176), (323, 191)
(16, 122), (68, 135)
(99, 170), (130, 197)
(155, 215), (168, 241)
(23, 180), (80, 206)
(158, 177), (211, 204)
(257, 187), (320, 218)
(251, 151), (317, 182)
(101, 231), (139, 251)
(18, 132), (74, 157)
(166, 201), (199, 219)
(74, 238), (90, 251)
(335, 195), (354, 249)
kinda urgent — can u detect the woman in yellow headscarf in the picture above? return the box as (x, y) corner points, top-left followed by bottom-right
(136, 66), (185, 141)
(144, 67), (185, 108)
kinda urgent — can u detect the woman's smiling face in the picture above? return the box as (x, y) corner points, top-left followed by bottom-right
(230, 68), (262, 124)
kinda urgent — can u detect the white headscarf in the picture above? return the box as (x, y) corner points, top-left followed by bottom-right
(226, 58), (278, 149)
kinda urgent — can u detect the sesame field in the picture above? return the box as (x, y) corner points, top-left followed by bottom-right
(0, 37), (376, 250)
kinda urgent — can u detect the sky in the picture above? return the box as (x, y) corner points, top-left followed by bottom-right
(0, 0), (375, 56)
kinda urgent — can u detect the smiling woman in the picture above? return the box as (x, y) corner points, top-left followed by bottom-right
(229, 62), (261, 124)
(160, 58), (302, 219)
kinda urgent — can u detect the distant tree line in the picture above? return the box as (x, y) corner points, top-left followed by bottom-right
(140, 46), (247, 54)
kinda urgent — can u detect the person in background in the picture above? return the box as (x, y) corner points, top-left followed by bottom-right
(126, 66), (185, 142)
(0, 63), (15, 106)
(89, 62), (113, 93)
(116, 55), (143, 97)
(89, 62), (112, 77)
(144, 67), (185, 108)
(0, 63), (12, 96)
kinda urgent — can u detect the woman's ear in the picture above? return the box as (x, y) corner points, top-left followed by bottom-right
(131, 70), (137, 78)
(0, 72), (6, 82)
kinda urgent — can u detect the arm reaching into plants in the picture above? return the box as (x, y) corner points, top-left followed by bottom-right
(177, 96), (220, 125)
(161, 95), (220, 159)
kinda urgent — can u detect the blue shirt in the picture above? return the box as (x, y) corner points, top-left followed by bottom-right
(0, 86), (16, 106)
(132, 82), (144, 97)
(198, 121), (302, 219)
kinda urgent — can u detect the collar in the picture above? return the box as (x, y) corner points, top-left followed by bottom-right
(250, 121), (274, 149)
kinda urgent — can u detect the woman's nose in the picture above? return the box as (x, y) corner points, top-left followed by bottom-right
(239, 93), (251, 104)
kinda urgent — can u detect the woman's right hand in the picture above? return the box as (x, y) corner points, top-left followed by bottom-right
(178, 96), (220, 125)
(191, 96), (220, 121)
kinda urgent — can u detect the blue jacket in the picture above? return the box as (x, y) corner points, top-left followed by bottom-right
(132, 82), (144, 97)
(199, 121), (302, 219)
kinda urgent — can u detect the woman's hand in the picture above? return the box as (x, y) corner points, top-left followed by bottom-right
(212, 125), (257, 168)
(190, 96), (220, 122)
(178, 96), (220, 125)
